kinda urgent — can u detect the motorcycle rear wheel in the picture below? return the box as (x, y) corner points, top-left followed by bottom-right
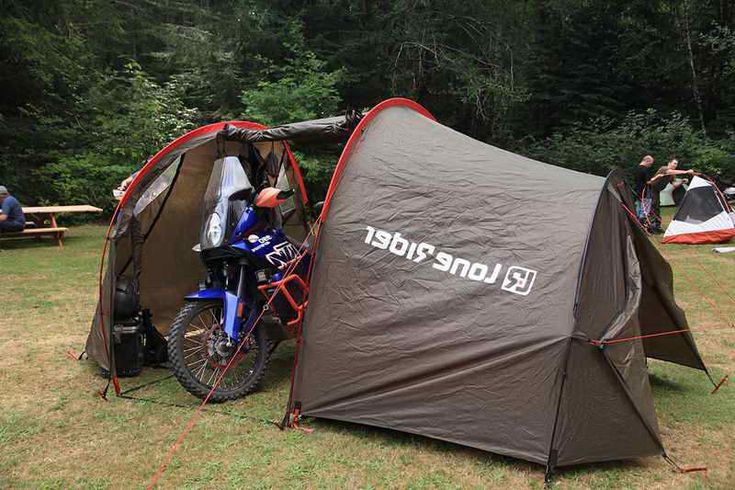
(168, 301), (270, 402)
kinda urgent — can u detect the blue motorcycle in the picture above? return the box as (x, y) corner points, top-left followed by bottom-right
(167, 155), (311, 401)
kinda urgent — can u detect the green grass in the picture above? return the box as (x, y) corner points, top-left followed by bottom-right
(0, 220), (733, 489)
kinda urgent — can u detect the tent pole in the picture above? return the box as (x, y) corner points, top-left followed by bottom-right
(544, 337), (573, 487)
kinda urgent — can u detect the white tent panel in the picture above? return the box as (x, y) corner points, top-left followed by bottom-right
(687, 176), (711, 190)
(664, 210), (735, 237)
(659, 180), (688, 207)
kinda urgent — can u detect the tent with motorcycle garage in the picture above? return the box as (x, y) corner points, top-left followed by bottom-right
(85, 98), (713, 476)
(84, 115), (360, 376)
(662, 175), (735, 244)
(284, 99), (714, 475)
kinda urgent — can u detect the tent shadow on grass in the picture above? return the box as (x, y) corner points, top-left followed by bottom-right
(101, 342), (298, 409)
(649, 373), (688, 393)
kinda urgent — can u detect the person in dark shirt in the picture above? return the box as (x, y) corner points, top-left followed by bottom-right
(634, 155), (655, 199)
(636, 158), (694, 233)
(0, 185), (26, 232)
(633, 155), (671, 232)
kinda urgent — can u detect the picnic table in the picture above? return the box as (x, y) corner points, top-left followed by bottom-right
(1, 205), (102, 248)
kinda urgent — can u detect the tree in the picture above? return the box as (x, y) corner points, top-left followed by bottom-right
(240, 21), (344, 125)
(3, 0), (735, 211)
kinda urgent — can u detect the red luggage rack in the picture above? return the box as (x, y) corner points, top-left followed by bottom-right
(257, 271), (310, 327)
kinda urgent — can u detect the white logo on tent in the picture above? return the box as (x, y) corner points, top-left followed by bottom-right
(363, 225), (538, 296)
(501, 267), (537, 296)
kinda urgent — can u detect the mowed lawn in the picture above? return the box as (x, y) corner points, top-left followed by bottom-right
(0, 219), (733, 489)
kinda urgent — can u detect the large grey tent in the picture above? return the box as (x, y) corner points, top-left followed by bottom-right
(286, 99), (710, 472)
(87, 98), (710, 474)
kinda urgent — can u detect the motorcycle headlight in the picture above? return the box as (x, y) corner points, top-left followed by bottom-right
(206, 212), (223, 246)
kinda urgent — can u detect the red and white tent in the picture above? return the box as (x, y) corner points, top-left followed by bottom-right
(663, 176), (735, 244)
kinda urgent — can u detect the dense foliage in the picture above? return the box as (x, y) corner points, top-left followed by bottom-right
(1, 0), (734, 212)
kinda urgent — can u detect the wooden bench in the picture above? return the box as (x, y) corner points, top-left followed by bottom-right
(1, 227), (69, 248)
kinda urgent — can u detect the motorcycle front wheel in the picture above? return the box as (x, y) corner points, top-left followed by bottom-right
(168, 301), (271, 402)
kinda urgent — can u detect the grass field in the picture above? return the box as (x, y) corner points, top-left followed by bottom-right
(0, 218), (733, 489)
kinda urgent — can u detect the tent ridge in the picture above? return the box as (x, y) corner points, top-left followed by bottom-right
(319, 98), (436, 220)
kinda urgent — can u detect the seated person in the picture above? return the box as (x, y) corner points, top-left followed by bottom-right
(0, 185), (26, 232)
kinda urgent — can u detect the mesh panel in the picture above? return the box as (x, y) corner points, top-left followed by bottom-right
(134, 156), (182, 216)
(672, 186), (724, 223)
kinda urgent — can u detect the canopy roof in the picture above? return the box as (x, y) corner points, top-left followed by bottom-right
(220, 111), (362, 144)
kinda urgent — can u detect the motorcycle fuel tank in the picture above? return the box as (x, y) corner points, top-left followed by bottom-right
(231, 224), (300, 269)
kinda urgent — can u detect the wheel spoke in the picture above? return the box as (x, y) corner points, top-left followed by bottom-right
(206, 366), (218, 386)
(184, 353), (204, 362)
(184, 351), (205, 362)
(186, 358), (206, 371)
(195, 360), (208, 381)
(195, 314), (209, 331)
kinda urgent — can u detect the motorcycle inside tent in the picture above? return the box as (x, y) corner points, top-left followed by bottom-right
(86, 98), (713, 475)
(85, 115), (359, 374)
(663, 175), (735, 244)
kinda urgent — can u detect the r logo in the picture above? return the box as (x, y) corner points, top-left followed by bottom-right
(501, 266), (537, 296)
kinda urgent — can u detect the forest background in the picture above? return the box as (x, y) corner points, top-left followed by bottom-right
(2, 0), (735, 213)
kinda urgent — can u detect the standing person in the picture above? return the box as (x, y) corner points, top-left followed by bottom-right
(633, 155), (656, 229)
(634, 155), (656, 199)
(648, 159), (695, 232)
(650, 158), (695, 184)
(0, 186), (26, 233)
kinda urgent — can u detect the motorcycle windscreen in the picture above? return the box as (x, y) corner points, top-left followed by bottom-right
(200, 156), (253, 250)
